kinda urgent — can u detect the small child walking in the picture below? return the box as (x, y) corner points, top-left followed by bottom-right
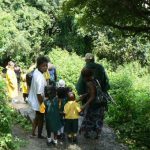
(64, 92), (81, 143)
(56, 79), (71, 140)
(44, 86), (62, 146)
(57, 88), (67, 140)
(20, 71), (28, 103)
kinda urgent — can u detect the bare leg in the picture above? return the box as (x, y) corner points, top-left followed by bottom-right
(37, 112), (44, 138)
(32, 112), (38, 136)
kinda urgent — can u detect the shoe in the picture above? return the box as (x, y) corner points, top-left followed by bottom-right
(60, 133), (65, 140)
(95, 133), (100, 139)
(68, 136), (72, 143)
(84, 133), (90, 139)
(73, 136), (77, 143)
(24, 100), (28, 103)
(12, 99), (19, 104)
(52, 139), (58, 146)
(38, 135), (46, 139)
(47, 138), (52, 146)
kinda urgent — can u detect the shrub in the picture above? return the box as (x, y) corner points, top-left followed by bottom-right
(48, 47), (84, 91)
(0, 76), (18, 150)
(106, 62), (150, 150)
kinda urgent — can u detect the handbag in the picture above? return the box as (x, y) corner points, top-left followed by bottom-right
(94, 79), (108, 105)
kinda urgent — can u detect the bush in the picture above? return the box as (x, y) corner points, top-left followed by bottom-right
(106, 62), (150, 150)
(0, 76), (18, 150)
(48, 47), (84, 90)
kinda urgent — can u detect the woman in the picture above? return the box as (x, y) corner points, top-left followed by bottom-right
(79, 68), (105, 139)
(6, 61), (18, 100)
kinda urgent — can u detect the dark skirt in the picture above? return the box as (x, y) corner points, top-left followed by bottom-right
(80, 106), (105, 137)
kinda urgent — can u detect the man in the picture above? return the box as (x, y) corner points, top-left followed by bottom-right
(76, 53), (110, 103)
(28, 56), (48, 138)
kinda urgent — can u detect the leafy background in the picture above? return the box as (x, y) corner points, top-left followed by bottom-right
(0, 0), (150, 150)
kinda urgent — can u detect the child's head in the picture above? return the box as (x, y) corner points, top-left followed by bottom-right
(67, 92), (75, 101)
(57, 87), (66, 99)
(57, 79), (65, 88)
(45, 85), (56, 99)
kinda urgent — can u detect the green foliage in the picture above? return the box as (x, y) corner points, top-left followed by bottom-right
(0, 76), (19, 150)
(106, 62), (150, 149)
(63, 0), (150, 34)
(13, 112), (32, 131)
(48, 47), (84, 90)
(54, 15), (92, 55)
(0, 0), (54, 66)
(93, 30), (150, 66)
(0, 133), (25, 150)
(0, 77), (12, 133)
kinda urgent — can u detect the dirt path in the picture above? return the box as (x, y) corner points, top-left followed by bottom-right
(12, 93), (128, 150)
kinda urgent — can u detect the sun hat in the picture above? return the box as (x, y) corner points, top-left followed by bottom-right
(85, 53), (94, 60)
(57, 79), (65, 87)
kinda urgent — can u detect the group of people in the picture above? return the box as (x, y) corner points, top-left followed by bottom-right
(3, 53), (110, 146)
(27, 53), (109, 146)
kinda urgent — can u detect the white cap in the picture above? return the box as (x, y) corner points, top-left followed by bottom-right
(57, 79), (65, 87)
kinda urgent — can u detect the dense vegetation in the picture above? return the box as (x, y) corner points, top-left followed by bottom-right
(49, 49), (150, 150)
(0, 0), (150, 150)
(63, 0), (150, 33)
(0, 76), (20, 150)
(107, 62), (150, 150)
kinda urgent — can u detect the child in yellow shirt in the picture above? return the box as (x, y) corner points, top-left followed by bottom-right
(21, 72), (28, 103)
(64, 92), (81, 143)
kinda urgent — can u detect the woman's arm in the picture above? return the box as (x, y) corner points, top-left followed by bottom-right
(82, 81), (96, 109)
(77, 93), (88, 102)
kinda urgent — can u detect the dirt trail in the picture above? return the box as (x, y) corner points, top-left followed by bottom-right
(12, 93), (128, 150)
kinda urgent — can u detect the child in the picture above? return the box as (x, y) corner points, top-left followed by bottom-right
(64, 92), (81, 143)
(20, 71), (28, 103)
(56, 80), (68, 140)
(44, 86), (62, 146)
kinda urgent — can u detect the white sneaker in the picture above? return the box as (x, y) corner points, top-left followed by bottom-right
(47, 138), (52, 146)
(52, 139), (57, 145)
(47, 138), (52, 143)
(12, 99), (19, 104)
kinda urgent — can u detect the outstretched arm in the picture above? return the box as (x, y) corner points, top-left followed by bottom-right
(82, 81), (96, 109)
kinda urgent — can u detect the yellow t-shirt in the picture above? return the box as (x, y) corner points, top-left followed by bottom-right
(21, 73), (28, 94)
(64, 101), (81, 119)
(43, 70), (50, 80)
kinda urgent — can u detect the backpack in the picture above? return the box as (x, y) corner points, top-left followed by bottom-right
(49, 68), (56, 81)
(26, 70), (34, 87)
(94, 79), (108, 106)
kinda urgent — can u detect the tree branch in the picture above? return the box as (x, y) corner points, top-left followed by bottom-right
(107, 23), (150, 33)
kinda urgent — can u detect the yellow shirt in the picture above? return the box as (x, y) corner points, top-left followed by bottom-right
(43, 70), (50, 80)
(64, 101), (81, 119)
(21, 73), (28, 94)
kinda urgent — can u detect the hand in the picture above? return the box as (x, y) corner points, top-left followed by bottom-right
(79, 95), (84, 100)
(81, 105), (86, 111)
